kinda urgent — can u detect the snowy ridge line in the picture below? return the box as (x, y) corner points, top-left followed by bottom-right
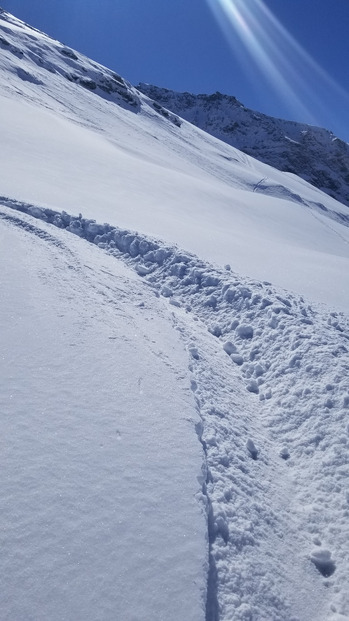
(2, 197), (349, 619)
(0, 7), (48, 37)
(0, 11), (181, 125)
(137, 83), (349, 209)
(0, 13), (140, 110)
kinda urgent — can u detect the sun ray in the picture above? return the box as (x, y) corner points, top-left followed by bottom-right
(206, 0), (349, 131)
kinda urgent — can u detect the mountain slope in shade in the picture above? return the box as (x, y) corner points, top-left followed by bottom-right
(137, 83), (349, 208)
(1, 10), (349, 620)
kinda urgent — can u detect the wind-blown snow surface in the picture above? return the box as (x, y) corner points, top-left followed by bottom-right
(1, 9), (349, 621)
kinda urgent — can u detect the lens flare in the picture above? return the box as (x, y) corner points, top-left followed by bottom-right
(207, 0), (349, 131)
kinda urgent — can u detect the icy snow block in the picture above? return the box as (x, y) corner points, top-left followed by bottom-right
(310, 549), (336, 577)
(236, 324), (254, 339)
(237, 286), (252, 299)
(215, 515), (229, 543)
(154, 248), (171, 265)
(208, 325), (222, 337)
(129, 238), (140, 257)
(223, 341), (237, 355)
(279, 447), (290, 460)
(119, 233), (134, 253)
(202, 274), (220, 287)
(170, 262), (187, 278)
(135, 264), (152, 276)
(204, 295), (217, 308)
(246, 438), (258, 460)
(138, 239), (150, 255)
(67, 221), (84, 237)
(247, 379), (259, 394)
(171, 252), (191, 264)
(28, 206), (47, 220)
(231, 354), (244, 366)
(188, 345), (199, 360)
(223, 288), (236, 303)
(260, 297), (273, 309)
(161, 286), (173, 298)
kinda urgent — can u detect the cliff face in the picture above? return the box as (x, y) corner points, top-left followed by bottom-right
(137, 84), (349, 208)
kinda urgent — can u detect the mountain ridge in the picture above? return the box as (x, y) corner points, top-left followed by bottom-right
(137, 83), (349, 208)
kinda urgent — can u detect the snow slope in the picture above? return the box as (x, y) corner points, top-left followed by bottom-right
(137, 84), (349, 209)
(2, 199), (349, 621)
(1, 9), (349, 621)
(0, 206), (206, 621)
(0, 10), (349, 311)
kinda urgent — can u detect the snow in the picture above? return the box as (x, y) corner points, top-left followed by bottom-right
(2, 199), (349, 620)
(1, 9), (349, 621)
(0, 209), (206, 621)
(0, 12), (349, 311)
(137, 83), (349, 209)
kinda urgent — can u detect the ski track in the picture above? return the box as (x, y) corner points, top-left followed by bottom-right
(2, 199), (349, 620)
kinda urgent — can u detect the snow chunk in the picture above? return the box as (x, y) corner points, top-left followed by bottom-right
(246, 438), (258, 459)
(246, 379), (259, 394)
(279, 446), (290, 460)
(135, 264), (152, 276)
(208, 325), (222, 337)
(161, 285), (173, 298)
(223, 341), (237, 355)
(310, 549), (336, 577)
(236, 324), (254, 339)
(188, 345), (199, 360)
(231, 354), (244, 366)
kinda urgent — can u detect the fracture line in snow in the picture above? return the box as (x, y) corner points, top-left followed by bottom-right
(2, 197), (349, 620)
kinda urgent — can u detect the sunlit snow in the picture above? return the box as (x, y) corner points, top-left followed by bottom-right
(1, 9), (349, 621)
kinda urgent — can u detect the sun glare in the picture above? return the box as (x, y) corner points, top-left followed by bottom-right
(207, 0), (349, 128)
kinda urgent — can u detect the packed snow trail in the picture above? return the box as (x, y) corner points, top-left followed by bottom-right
(0, 208), (207, 621)
(2, 201), (349, 620)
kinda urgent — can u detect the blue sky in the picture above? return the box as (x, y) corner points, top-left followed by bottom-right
(1, 0), (349, 140)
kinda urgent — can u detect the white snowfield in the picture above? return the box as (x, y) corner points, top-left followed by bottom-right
(0, 208), (206, 621)
(0, 11), (349, 312)
(1, 9), (349, 621)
